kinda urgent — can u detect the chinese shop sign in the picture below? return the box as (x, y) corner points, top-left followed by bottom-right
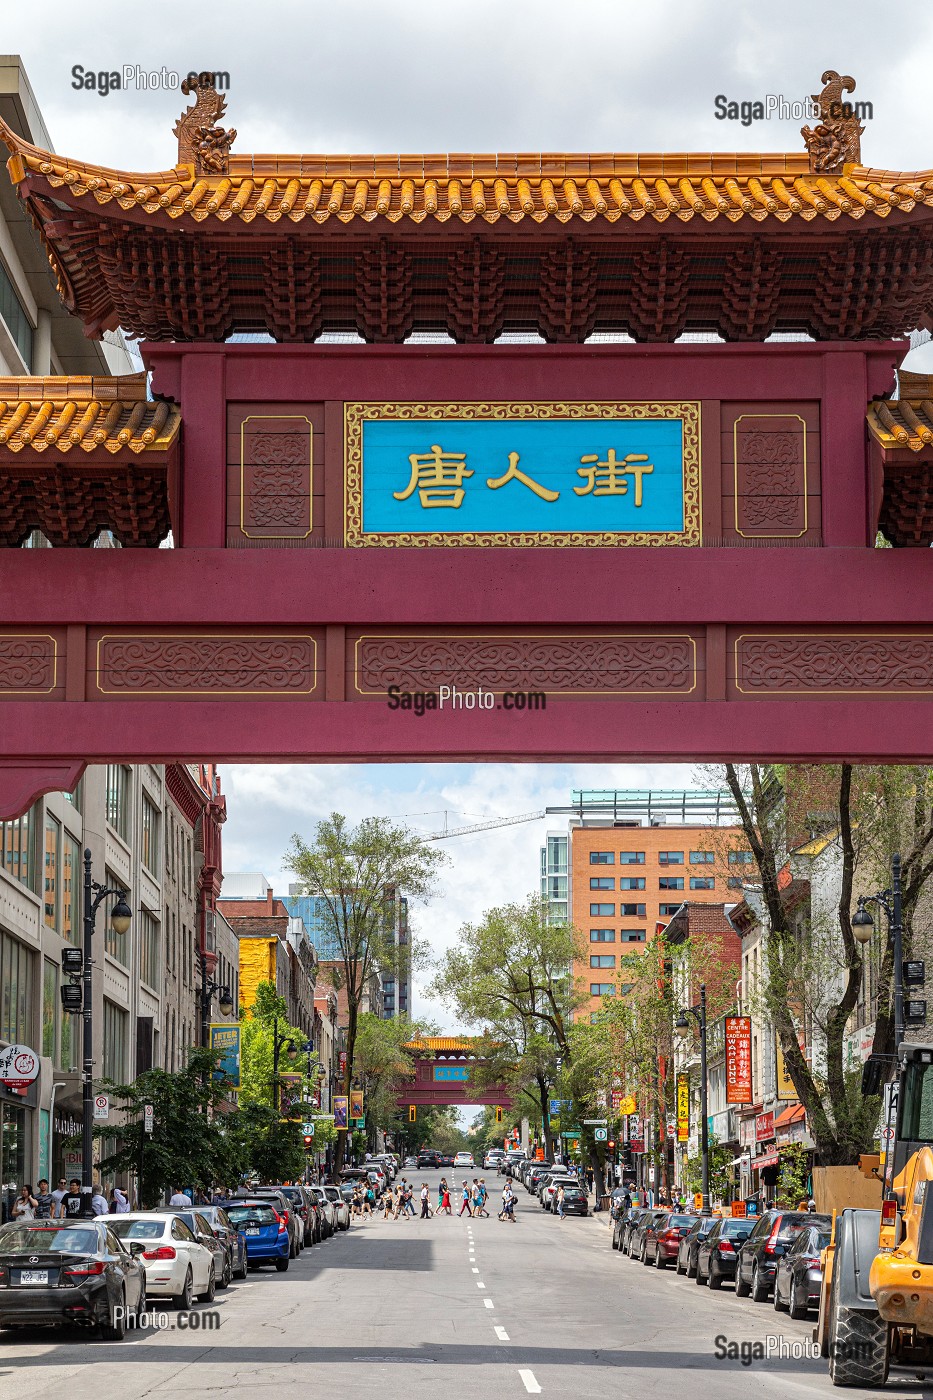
(676, 1073), (690, 1142)
(725, 1016), (753, 1105)
(345, 403), (700, 547)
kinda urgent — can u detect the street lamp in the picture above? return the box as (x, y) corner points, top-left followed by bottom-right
(675, 982), (709, 1214)
(199, 974), (234, 1047)
(853, 852), (905, 1050)
(271, 1018), (298, 1113)
(81, 850), (132, 1202)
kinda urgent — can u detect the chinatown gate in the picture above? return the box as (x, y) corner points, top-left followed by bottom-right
(0, 71), (932, 820)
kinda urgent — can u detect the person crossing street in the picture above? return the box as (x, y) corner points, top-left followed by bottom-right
(459, 1180), (473, 1217)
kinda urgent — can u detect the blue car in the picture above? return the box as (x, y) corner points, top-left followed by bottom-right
(218, 1200), (290, 1272)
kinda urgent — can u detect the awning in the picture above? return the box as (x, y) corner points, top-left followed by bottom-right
(753, 1150), (780, 1170)
(774, 1104), (806, 1129)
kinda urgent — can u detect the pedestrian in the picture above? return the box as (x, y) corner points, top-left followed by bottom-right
(392, 1186), (403, 1220)
(404, 1181), (416, 1217)
(169, 1185), (190, 1207)
(585, 1165), (594, 1195)
(11, 1185), (37, 1221)
(556, 1183), (565, 1220)
(382, 1190), (393, 1220)
(476, 1179), (489, 1218)
(60, 1179), (84, 1218)
(437, 1176), (447, 1212)
(51, 1177), (68, 1216)
(420, 1183), (432, 1219)
(110, 1186), (130, 1213)
(459, 1180), (473, 1217)
(622, 1190), (632, 1212)
(442, 1182), (452, 1214)
(34, 1180), (55, 1219)
(90, 1185), (109, 1215)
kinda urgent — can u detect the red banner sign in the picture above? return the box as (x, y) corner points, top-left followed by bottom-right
(725, 1016), (753, 1104)
(755, 1111), (775, 1142)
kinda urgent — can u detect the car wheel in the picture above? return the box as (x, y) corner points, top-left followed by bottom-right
(686, 1249), (698, 1279)
(750, 1263), (769, 1303)
(174, 1268), (194, 1310)
(675, 1251), (685, 1275)
(655, 1246), (666, 1269)
(773, 1273), (788, 1312)
(275, 1257), (289, 1273)
(708, 1262), (722, 1290)
(695, 1259), (706, 1285)
(235, 1252), (248, 1280)
(789, 1282), (810, 1321)
(734, 1261), (751, 1298)
(220, 1256), (231, 1289)
(134, 1286), (149, 1323)
(100, 1288), (127, 1341)
(201, 1265), (216, 1304)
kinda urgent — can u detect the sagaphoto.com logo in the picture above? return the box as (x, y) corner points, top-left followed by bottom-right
(713, 92), (873, 127)
(386, 684), (546, 716)
(70, 66), (230, 96)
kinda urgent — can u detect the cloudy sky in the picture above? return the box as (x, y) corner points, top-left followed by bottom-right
(12, 5), (933, 1038)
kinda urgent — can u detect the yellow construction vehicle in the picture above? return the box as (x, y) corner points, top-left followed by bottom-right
(818, 1043), (933, 1386)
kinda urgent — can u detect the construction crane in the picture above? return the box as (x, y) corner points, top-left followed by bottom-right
(419, 810), (546, 841)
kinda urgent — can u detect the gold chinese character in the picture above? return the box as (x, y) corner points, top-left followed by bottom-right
(486, 451), (560, 502)
(394, 444), (474, 508)
(574, 449), (654, 505)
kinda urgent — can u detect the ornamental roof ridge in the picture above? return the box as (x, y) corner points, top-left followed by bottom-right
(0, 370), (147, 402)
(0, 373), (179, 455)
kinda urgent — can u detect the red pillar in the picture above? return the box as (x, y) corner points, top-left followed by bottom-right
(177, 352), (227, 547)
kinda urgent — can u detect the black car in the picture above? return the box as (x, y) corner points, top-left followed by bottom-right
(619, 1207), (652, 1255)
(555, 1184), (588, 1217)
(735, 1209), (831, 1301)
(696, 1216), (753, 1288)
(195, 1205), (249, 1280)
(676, 1214), (719, 1276)
(0, 1218), (147, 1339)
(773, 1223), (831, 1318)
(628, 1209), (668, 1261)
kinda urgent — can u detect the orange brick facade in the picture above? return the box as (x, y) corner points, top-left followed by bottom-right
(570, 823), (750, 1017)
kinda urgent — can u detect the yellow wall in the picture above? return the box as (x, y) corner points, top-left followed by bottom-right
(239, 938), (278, 1016)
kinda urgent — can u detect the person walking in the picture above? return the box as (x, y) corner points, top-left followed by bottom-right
(441, 1181), (452, 1215)
(90, 1185), (109, 1216)
(476, 1179), (489, 1218)
(51, 1178), (68, 1216)
(459, 1180), (473, 1217)
(437, 1177), (447, 1213)
(11, 1185), (37, 1221)
(420, 1183), (432, 1219)
(169, 1186), (190, 1207)
(382, 1189), (394, 1220)
(34, 1180), (55, 1219)
(556, 1183), (566, 1220)
(60, 1179), (83, 1218)
(110, 1186), (130, 1213)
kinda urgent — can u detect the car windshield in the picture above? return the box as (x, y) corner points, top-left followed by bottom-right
(722, 1220), (752, 1238)
(666, 1214), (695, 1228)
(777, 1213), (830, 1242)
(108, 1219), (168, 1240)
(0, 1224), (100, 1254)
(225, 1205), (277, 1225)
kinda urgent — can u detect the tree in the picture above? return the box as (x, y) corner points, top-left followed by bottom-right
(353, 1012), (430, 1151)
(227, 1102), (307, 1185)
(285, 814), (446, 1174)
(93, 1047), (240, 1206)
(775, 1142), (811, 1207)
(239, 981), (316, 1115)
(681, 1137), (733, 1206)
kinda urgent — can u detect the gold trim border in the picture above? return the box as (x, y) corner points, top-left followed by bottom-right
(94, 633), (319, 696)
(733, 413), (808, 540)
(239, 415), (314, 539)
(344, 401), (701, 548)
(354, 631), (698, 697)
(733, 631), (933, 696)
(0, 633), (58, 695)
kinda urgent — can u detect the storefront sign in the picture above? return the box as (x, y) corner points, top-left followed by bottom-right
(618, 1094), (637, 1116)
(725, 1017), (752, 1104)
(731, 1200), (747, 1217)
(0, 1043), (39, 1089)
(776, 1036), (796, 1100)
(676, 1073), (690, 1142)
(738, 1116), (757, 1148)
(347, 403), (700, 548)
(210, 1023), (241, 1087)
(754, 1148), (780, 1170)
(756, 1111), (775, 1143)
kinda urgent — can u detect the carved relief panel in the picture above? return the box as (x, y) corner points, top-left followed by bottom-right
(228, 408), (322, 544)
(721, 405), (820, 542)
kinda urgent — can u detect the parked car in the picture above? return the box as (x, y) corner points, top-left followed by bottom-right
(541, 1170), (575, 1211)
(403, 1157), (418, 1168)
(0, 1217), (147, 1339)
(323, 1183), (351, 1231)
(611, 1204), (637, 1251)
(102, 1212), (214, 1309)
(773, 1222), (831, 1317)
(676, 1214), (720, 1276)
(696, 1216), (754, 1288)
(526, 1164), (552, 1194)
(628, 1209), (668, 1261)
(271, 1184), (317, 1247)
(196, 1205), (249, 1279)
(250, 1188), (303, 1257)
(643, 1211), (697, 1268)
(454, 1151), (474, 1169)
(620, 1207), (653, 1256)
(308, 1185), (337, 1238)
(157, 1208), (231, 1287)
(555, 1184), (589, 1217)
(218, 1200), (290, 1271)
(735, 1209), (831, 1301)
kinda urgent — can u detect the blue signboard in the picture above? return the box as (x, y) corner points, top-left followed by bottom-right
(210, 1024), (240, 1087)
(345, 403), (700, 547)
(433, 1065), (470, 1082)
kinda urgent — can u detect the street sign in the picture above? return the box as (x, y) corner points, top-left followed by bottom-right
(694, 1192), (703, 1210)
(583, 1118), (608, 1125)
(93, 1094), (109, 1120)
(594, 1127), (608, 1142)
(881, 1125), (895, 1141)
(143, 1103), (154, 1134)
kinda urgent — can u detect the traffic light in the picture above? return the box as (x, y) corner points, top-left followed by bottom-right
(495, 1106), (503, 1124)
(302, 1134), (314, 1151)
(408, 1105), (417, 1123)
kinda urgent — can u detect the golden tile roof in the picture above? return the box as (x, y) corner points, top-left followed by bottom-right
(0, 372), (180, 454)
(4, 119), (933, 226)
(404, 1036), (479, 1053)
(867, 372), (933, 453)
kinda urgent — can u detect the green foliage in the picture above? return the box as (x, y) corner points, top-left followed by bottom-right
(239, 981), (316, 1114)
(227, 1102), (307, 1184)
(775, 1142), (812, 1207)
(681, 1138), (735, 1206)
(94, 1046), (242, 1207)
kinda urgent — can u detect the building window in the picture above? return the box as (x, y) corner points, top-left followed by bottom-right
(589, 929), (616, 942)
(106, 764), (131, 841)
(690, 850), (714, 864)
(42, 959), (57, 1060)
(44, 813), (61, 931)
(103, 999), (128, 1081)
(546, 836), (567, 871)
(63, 834), (81, 946)
(589, 877), (614, 890)
(590, 982), (615, 996)
(619, 876), (645, 890)
(729, 851), (756, 865)
(658, 851), (684, 865)
(0, 256), (34, 367)
(659, 876), (684, 890)
(590, 903), (615, 917)
(727, 876), (743, 889)
(659, 903), (682, 916)
(0, 803), (37, 892)
(590, 954), (616, 969)
(589, 851), (614, 865)
(63, 779), (83, 814)
(141, 796), (160, 875)
(690, 876), (715, 890)
(0, 929), (35, 1044)
(619, 902), (646, 917)
(139, 909), (161, 992)
(59, 992), (73, 1071)
(622, 930), (646, 943)
(104, 870), (129, 964)
(619, 851), (644, 865)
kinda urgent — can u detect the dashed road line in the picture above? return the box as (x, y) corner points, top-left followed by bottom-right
(477, 1281), (485, 1288)
(483, 1298), (494, 1309)
(494, 1326), (510, 1341)
(519, 1370), (541, 1394)
(472, 1267), (479, 1273)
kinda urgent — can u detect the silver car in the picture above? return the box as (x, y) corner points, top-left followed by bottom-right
(322, 1184), (351, 1231)
(308, 1185), (338, 1237)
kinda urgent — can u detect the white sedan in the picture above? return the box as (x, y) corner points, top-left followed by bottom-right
(454, 1151), (474, 1169)
(104, 1212), (215, 1308)
(323, 1183), (351, 1230)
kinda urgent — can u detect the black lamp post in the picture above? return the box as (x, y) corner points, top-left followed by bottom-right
(81, 850), (132, 1201)
(271, 1018), (298, 1113)
(199, 972), (234, 1048)
(852, 851), (905, 1051)
(675, 982), (709, 1214)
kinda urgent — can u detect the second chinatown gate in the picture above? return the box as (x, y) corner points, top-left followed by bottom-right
(0, 72), (932, 816)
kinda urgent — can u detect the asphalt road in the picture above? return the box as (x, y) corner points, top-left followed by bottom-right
(0, 1193), (927, 1399)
